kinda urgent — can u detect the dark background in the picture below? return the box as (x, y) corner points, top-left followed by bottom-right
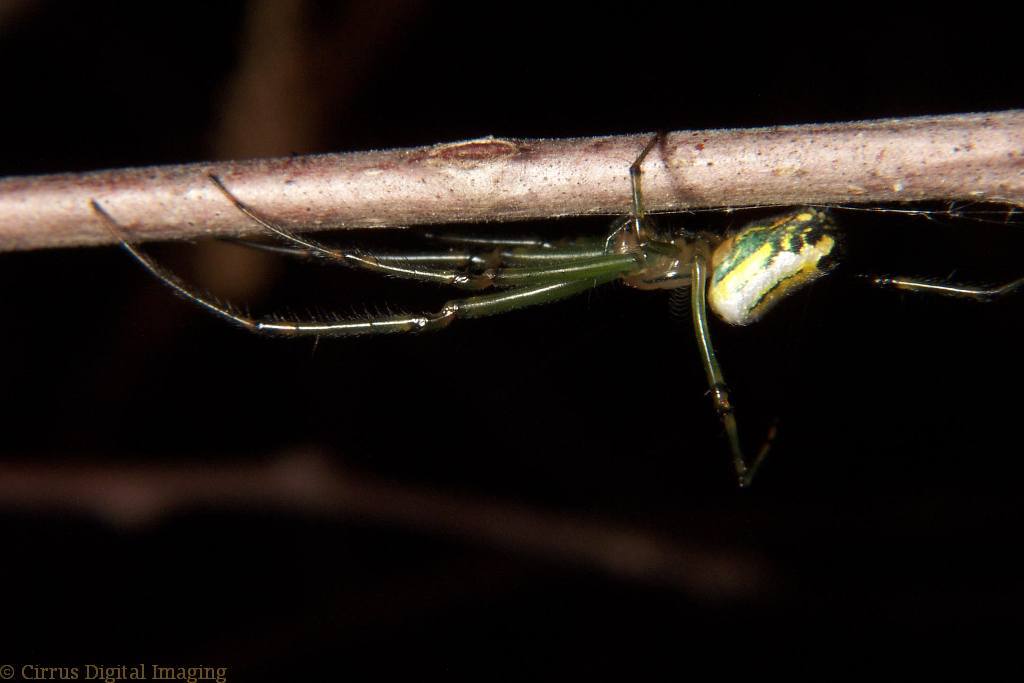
(2, 1), (1023, 676)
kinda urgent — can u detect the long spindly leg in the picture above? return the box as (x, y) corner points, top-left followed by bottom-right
(93, 199), (637, 337)
(495, 239), (608, 265)
(224, 236), (492, 270)
(208, 174), (491, 287)
(628, 133), (662, 240)
(225, 232), (637, 287)
(210, 174), (620, 290)
(868, 274), (1024, 301)
(228, 233), (610, 271)
(416, 231), (609, 263)
(690, 245), (775, 488)
(257, 275), (628, 337)
(416, 231), (556, 248)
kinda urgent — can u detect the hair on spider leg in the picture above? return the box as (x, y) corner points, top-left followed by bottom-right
(667, 287), (691, 327)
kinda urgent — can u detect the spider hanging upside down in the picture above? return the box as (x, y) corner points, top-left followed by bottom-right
(92, 135), (1024, 487)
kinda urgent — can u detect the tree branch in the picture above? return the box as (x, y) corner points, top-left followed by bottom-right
(0, 451), (768, 599)
(1, 110), (1022, 252)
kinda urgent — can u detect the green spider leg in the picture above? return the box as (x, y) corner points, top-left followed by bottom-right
(868, 274), (1024, 301)
(689, 240), (776, 487)
(415, 230), (610, 265)
(210, 174), (610, 290)
(228, 232), (609, 271)
(628, 133), (775, 487)
(629, 133), (661, 240)
(92, 199), (640, 337)
(209, 174), (489, 288)
(223, 237), (494, 270)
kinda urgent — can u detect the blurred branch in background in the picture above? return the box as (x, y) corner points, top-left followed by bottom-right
(192, 0), (424, 301)
(214, 0), (422, 159)
(1, 110), (1021, 252)
(0, 451), (770, 601)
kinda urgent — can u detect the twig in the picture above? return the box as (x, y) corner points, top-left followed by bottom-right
(1, 110), (1022, 252)
(0, 451), (768, 599)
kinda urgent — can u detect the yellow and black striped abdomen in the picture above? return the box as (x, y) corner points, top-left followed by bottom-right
(708, 209), (838, 326)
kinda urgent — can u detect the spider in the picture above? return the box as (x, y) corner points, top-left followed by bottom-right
(91, 135), (1024, 487)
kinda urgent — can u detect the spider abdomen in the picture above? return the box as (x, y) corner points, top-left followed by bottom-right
(708, 208), (838, 326)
